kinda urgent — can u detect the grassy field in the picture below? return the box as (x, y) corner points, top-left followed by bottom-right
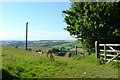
(2, 46), (119, 78)
(19, 46), (51, 53)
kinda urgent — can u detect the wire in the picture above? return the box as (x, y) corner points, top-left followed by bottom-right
(2, 16), (43, 28)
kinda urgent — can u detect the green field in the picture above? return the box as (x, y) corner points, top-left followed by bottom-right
(2, 46), (119, 78)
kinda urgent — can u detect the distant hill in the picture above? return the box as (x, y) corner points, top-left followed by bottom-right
(1, 40), (77, 48)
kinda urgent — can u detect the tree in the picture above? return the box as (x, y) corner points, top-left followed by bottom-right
(62, 2), (120, 51)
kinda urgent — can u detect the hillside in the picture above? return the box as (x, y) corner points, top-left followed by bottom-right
(2, 46), (118, 79)
(1, 40), (76, 47)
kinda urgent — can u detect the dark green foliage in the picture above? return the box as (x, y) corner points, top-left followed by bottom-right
(97, 57), (105, 65)
(35, 50), (38, 52)
(28, 48), (32, 51)
(15, 46), (18, 48)
(2, 69), (18, 79)
(50, 47), (67, 56)
(67, 51), (76, 57)
(62, 2), (120, 50)
(109, 61), (120, 69)
(74, 54), (85, 60)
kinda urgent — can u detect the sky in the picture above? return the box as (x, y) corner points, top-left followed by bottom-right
(0, 2), (76, 41)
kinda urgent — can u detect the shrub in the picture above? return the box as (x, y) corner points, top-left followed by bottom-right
(74, 54), (85, 60)
(97, 57), (104, 65)
(28, 48), (32, 51)
(109, 62), (120, 69)
(15, 46), (18, 48)
(67, 51), (76, 58)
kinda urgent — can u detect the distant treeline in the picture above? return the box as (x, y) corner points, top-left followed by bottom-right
(1, 40), (76, 48)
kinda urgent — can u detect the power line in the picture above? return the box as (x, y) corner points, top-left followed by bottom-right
(2, 16), (42, 28)
(3, 16), (25, 23)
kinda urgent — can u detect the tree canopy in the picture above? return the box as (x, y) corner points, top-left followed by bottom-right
(62, 2), (120, 51)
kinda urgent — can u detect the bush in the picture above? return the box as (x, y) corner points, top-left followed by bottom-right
(109, 62), (120, 69)
(15, 46), (18, 48)
(74, 54), (85, 60)
(28, 48), (32, 51)
(97, 57), (104, 65)
(35, 50), (38, 52)
(2, 68), (18, 79)
(67, 51), (76, 58)
(57, 52), (66, 56)
(51, 48), (67, 56)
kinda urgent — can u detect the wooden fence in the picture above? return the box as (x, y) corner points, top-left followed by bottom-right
(95, 41), (120, 63)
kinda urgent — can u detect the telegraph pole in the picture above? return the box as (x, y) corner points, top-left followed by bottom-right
(26, 22), (28, 50)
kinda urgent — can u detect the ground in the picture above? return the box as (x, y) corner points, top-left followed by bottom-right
(1, 46), (119, 78)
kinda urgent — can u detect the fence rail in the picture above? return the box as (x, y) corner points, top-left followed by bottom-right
(100, 50), (120, 52)
(95, 41), (120, 63)
(99, 44), (120, 46)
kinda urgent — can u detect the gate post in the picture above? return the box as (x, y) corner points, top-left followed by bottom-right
(104, 44), (106, 63)
(95, 41), (99, 59)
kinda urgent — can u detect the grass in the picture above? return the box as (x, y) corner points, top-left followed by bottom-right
(19, 46), (50, 53)
(2, 46), (119, 78)
(52, 42), (76, 49)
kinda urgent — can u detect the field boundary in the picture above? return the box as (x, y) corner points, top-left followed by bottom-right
(95, 41), (120, 63)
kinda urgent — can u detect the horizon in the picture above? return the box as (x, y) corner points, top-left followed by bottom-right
(1, 39), (76, 41)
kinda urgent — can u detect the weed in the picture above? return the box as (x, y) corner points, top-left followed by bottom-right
(109, 61), (120, 69)
(2, 46), (118, 78)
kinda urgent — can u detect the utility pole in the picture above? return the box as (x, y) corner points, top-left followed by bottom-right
(26, 22), (28, 50)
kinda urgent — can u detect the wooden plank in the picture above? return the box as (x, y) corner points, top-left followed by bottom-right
(100, 54), (120, 58)
(99, 44), (120, 46)
(104, 58), (120, 62)
(108, 46), (115, 50)
(104, 44), (106, 63)
(107, 53), (120, 63)
(100, 50), (120, 52)
(111, 60), (120, 62)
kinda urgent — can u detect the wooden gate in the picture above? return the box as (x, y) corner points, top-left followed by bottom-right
(95, 41), (120, 63)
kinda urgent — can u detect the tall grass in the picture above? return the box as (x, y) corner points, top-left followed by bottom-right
(2, 46), (118, 78)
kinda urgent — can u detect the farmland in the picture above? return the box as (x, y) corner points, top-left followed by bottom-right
(1, 40), (76, 47)
(1, 45), (119, 79)
(1, 2), (120, 79)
